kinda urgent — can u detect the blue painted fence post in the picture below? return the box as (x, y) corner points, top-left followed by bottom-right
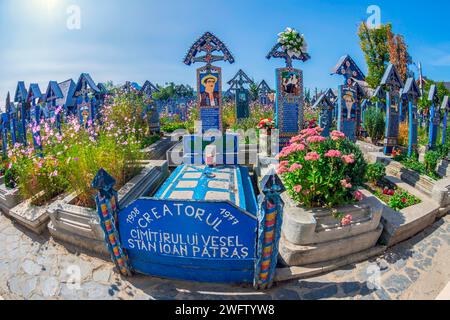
(92, 169), (132, 277)
(254, 170), (285, 290)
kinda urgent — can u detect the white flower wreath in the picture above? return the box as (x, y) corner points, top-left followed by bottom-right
(277, 27), (308, 58)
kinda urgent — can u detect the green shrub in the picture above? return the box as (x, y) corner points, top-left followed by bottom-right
(278, 128), (367, 209)
(389, 191), (420, 211)
(424, 151), (440, 175)
(364, 107), (385, 144)
(366, 163), (386, 183)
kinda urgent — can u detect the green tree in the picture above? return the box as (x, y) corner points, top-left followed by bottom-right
(418, 80), (450, 111)
(358, 22), (391, 89)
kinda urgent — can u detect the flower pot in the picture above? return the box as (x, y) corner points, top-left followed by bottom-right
(278, 190), (384, 267)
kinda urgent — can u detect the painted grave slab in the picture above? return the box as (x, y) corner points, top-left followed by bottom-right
(276, 68), (303, 148)
(119, 165), (258, 283)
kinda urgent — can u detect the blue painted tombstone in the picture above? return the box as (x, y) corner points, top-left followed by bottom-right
(142, 80), (160, 99)
(57, 79), (76, 116)
(428, 85), (441, 150)
(1, 113), (9, 158)
(5, 92), (17, 146)
(184, 32), (235, 133)
(267, 31), (310, 149)
(118, 164), (258, 283)
(402, 78), (421, 157)
(441, 96), (450, 145)
(332, 55), (366, 142)
(323, 88), (338, 120)
(381, 64), (404, 155)
(43, 81), (64, 132)
(14, 82), (28, 145)
(74, 73), (100, 126)
(313, 92), (334, 137)
(27, 84), (43, 125)
(227, 69), (254, 119)
(257, 80), (272, 105)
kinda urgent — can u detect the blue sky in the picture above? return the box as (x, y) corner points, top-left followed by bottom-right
(1, 0), (449, 106)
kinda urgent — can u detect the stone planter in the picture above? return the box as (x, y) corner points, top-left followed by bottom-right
(47, 160), (169, 257)
(279, 189), (384, 267)
(0, 176), (22, 217)
(366, 152), (450, 217)
(375, 176), (440, 247)
(141, 136), (177, 160)
(8, 191), (67, 235)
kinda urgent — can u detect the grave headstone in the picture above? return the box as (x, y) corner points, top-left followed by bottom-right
(5, 92), (17, 146)
(57, 79), (76, 116)
(332, 55), (366, 142)
(74, 73), (101, 127)
(381, 64), (404, 155)
(227, 69), (254, 119)
(441, 96), (450, 145)
(14, 82), (28, 145)
(428, 84), (441, 150)
(402, 77), (421, 157)
(1, 113), (8, 158)
(184, 32), (235, 133)
(257, 80), (272, 105)
(43, 81), (64, 132)
(266, 29), (310, 149)
(313, 92), (334, 137)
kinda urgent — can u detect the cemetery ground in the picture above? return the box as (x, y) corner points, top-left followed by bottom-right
(0, 211), (448, 300)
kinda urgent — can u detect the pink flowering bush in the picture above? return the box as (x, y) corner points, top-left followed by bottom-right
(277, 128), (367, 208)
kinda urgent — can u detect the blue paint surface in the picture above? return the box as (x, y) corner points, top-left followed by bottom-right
(119, 198), (257, 283)
(200, 107), (220, 132)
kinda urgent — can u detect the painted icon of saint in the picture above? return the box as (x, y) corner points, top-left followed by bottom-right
(200, 74), (219, 107)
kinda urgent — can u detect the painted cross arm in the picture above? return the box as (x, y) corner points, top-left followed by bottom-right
(266, 43), (310, 68)
(183, 32), (235, 66)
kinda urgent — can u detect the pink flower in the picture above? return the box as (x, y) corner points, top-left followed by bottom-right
(331, 130), (346, 141)
(342, 154), (355, 164)
(341, 214), (353, 226)
(291, 143), (305, 152)
(325, 150), (342, 158)
(354, 191), (364, 201)
(289, 163), (303, 172)
(293, 185), (303, 193)
(340, 179), (352, 189)
(307, 135), (326, 143)
(277, 165), (289, 175)
(304, 152), (320, 161)
(279, 161), (289, 167)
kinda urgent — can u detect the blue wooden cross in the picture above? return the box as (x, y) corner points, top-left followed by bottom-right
(402, 78), (421, 157)
(428, 85), (441, 150)
(381, 64), (404, 155)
